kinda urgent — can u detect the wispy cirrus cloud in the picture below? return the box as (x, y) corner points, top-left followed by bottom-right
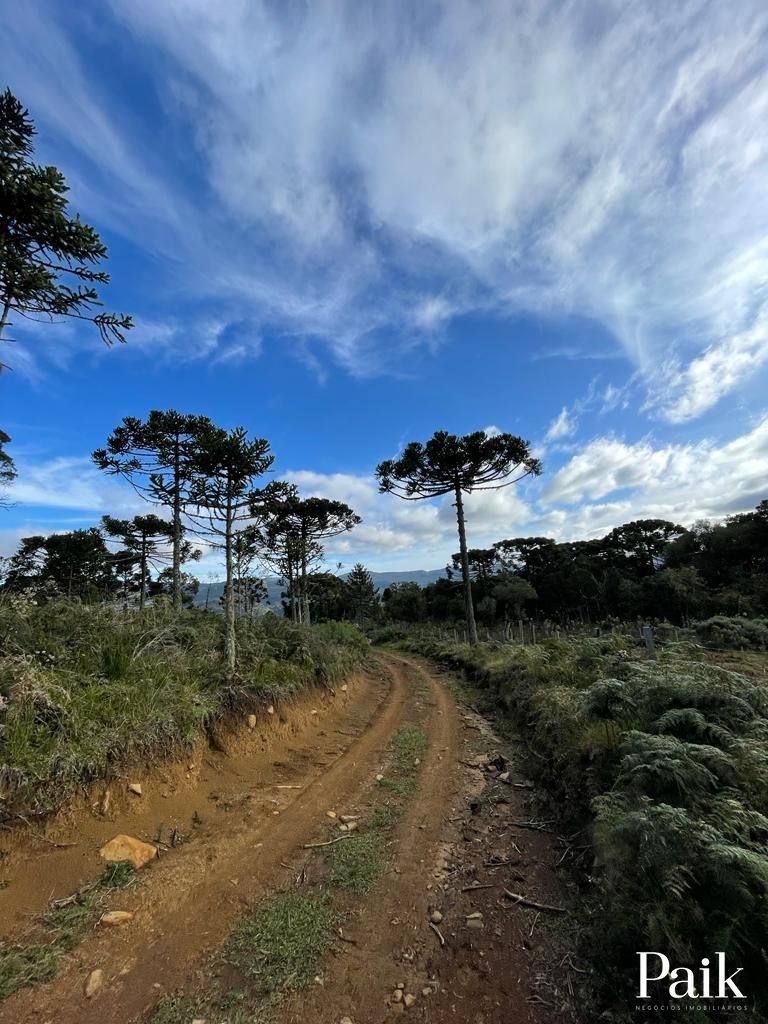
(1, 1), (768, 416)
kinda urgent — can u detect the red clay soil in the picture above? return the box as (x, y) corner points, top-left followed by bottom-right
(0, 654), (571, 1024)
(277, 653), (569, 1024)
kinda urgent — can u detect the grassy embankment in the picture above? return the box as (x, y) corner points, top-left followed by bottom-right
(0, 599), (368, 819)
(0, 599), (370, 1002)
(388, 618), (768, 1022)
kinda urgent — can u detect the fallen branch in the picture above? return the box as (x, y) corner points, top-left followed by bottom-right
(303, 835), (359, 850)
(461, 882), (496, 893)
(429, 922), (446, 947)
(508, 819), (556, 833)
(503, 888), (565, 913)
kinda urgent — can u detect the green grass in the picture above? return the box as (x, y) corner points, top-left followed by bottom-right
(0, 601), (368, 818)
(391, 725), (428, 770)
(147, 721), (428, 1022)
(225, 891), (338, 997)
(0, 893), (97, 1000)
(97, 860), (139, 889)
(328, 832), (387, 893)
(0, 856), (142, 1001)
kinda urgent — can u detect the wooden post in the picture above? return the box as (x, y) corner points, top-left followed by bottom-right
(531, 623), (536, 644)
(642, 625), (657, 661)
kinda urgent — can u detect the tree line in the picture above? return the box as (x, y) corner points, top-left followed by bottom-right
(373, 502), (768, 629)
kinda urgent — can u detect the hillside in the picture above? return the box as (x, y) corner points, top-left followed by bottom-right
(193, 568), (447, 611)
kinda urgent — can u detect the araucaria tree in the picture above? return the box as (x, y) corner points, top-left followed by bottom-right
(189, 426), (274, 677)
(93, 411), (212, 610)
(0, 89), (131, 350)
(376, 430), (541, 644)
(101, 513), (181, 610)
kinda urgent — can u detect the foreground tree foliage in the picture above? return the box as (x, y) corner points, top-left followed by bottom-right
(0, 89), (131, 350)
(376, 430), (541, 643)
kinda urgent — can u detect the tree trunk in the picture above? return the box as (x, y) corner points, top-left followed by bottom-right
(224, 495), (236, 679)
(139, 534), (147, 610)
(300, 523), (310, 626)
(454, 482), (478, 645)
(172, 440), (182, 612)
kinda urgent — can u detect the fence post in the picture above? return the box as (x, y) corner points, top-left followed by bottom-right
(642, 625), (657, 661)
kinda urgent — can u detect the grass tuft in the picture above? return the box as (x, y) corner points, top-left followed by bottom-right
(225, 891), (338, 997)
(328, 832), (387, 893)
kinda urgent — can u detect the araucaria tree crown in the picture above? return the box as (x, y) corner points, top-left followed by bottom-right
(376, 430), (541, 645)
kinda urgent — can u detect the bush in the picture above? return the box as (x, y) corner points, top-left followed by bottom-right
(695, 616), (768, 650)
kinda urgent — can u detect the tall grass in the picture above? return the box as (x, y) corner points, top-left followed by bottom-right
(0, 600), (368, 817)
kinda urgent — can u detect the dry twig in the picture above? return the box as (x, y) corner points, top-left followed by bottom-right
(503, 888), (565, 913)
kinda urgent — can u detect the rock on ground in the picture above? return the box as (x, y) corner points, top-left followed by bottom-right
(99, 834), (157, 870)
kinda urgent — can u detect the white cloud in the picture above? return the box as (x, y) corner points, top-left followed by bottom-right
(545, 407), (576, 442)
(647, 313), (768, 422)
(7, 457), (141, 513)
(1, 1), (767, 411)
(543, 417), (768, 526)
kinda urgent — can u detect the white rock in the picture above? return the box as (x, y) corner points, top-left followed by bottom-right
(326, 810), (337, 819)
(430, 910), (443, 924)
(404, 993), (417, 1007)
(375, 773), (384, 782)
(340, 684), (348, 692)
(345, 820), (359, 833)
(127, 783), (142, 796)
(246, 714), (257, 729)
(392, 990), (403, 1003)
(267, 705), (275, 715)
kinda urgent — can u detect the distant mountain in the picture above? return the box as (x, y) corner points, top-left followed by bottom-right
(192, 568), (447, 612)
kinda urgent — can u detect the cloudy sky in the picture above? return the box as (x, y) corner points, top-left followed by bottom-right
(1, 0), (767, 575)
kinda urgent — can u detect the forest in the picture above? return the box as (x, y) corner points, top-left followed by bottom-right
(2, 64), (768, 1024)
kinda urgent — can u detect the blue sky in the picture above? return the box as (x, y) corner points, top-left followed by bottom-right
(1, 0), (768, 576)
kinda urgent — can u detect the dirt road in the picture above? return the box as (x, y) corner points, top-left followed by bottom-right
(0, 654), (566, 1024)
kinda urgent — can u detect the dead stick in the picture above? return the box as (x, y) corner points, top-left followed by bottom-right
(461, 883), (496, 892)
(429, 922), (446, 947)
(503, 888), (565, 913)
(303, 835), (359, 849)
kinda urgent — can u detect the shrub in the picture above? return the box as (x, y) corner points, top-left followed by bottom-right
(695, 616), (768, 651)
